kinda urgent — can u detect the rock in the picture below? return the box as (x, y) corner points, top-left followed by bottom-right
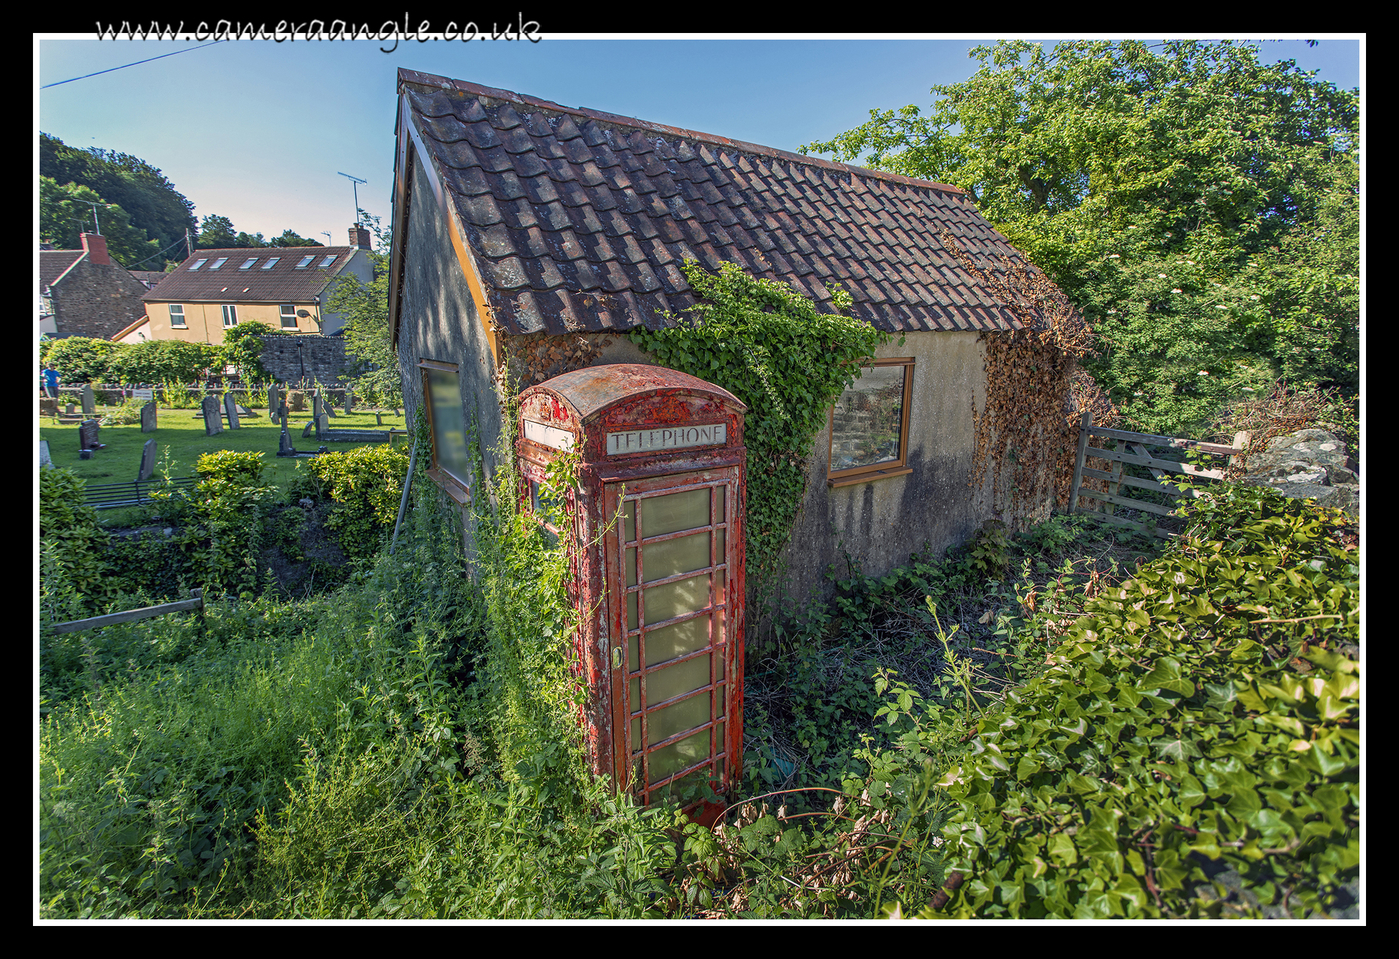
(1241, 429), (1359, 519)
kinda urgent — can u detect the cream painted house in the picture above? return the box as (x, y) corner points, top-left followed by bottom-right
(141, 231), (375, 345)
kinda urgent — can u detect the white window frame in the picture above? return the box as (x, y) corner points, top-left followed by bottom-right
(169, 304), (186, 329)
(280, 304), (298, 329)
(221, 304), (238, 328)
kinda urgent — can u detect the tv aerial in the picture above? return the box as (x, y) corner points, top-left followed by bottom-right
(338, 172), (367, 226)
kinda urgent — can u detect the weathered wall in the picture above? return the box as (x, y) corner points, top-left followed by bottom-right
(395, 151), (505, 478)
(1242, 428), (1360, 519)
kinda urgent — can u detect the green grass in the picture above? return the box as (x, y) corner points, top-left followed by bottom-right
(40, 404), (408, 496)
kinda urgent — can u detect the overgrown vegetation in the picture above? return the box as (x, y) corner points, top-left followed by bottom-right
(629, 260), (890, 607)
(804, 40), (1359, 438)
(39, 414), (1359, 918)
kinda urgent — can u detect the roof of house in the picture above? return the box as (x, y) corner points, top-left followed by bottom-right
(39, 249), (87, 290)
(143, 247), (360, 304)
(394, 69), (1032, 337)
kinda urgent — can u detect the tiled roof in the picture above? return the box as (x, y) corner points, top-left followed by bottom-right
(398, 69), (1030, 336)
(40, 250), (86, 290)
(143, 247), (358, 304)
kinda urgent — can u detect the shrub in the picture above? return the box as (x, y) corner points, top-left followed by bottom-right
(46, 337), (119, 385)
(299, 445), (410, 564)
(39, 467), (115, 614)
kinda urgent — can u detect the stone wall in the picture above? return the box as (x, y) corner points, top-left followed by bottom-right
(256, 334), (349, 386)
(1241, 428), (1359, 519)
(51, 259), (150, 339)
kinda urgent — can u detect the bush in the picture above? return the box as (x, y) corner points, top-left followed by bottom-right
(106, 339), (219, 385)
(46, 337), (119, 385)
(298, 445), (410, 564)
(39, 467), (115, 614)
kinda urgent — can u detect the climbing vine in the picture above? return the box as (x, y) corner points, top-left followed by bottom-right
(629, 260), (890, 611)
(944, 235), (1109, 518)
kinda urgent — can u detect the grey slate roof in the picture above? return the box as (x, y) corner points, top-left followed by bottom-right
(39, 250), (86, 290)
(143, 247), (357, 304)
(397, 69), (1031, 337)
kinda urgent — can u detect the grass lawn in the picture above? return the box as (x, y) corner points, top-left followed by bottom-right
(39, 402), (409, 495)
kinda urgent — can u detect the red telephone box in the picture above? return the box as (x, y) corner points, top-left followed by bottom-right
(517, 364), (746, 816)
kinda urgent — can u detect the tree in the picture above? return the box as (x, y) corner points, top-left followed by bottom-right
(220, 322), (276, 381)
(40, 177), (164, 268)
(324, 215), (401, 405)
(105, 339), (219, 385)
(40, 133), (196, 263)
(803, 40), (1359, 435)
(45, 337), (120, 384)
(270, 230), (323, 247)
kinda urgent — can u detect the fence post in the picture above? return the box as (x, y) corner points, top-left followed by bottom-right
(1069, 410), (1091, 513)
(1106, 436), (1126, 518)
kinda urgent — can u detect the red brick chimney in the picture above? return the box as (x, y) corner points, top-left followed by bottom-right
(349, 224), (372, 250)
(80, 233), (111, 266)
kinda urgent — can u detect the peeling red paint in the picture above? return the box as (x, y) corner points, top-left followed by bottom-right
(517, 365), (747, 820)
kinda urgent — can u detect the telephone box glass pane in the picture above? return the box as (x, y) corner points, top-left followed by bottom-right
(642, 531), (711, 582)
(647, 692), (711, 746)
(642, 488), (710, 537)
(643, 574), (708, 625)
(649, 728), (709, 784)
(646, 655), (712, 706)
(643, 616), (709, 665)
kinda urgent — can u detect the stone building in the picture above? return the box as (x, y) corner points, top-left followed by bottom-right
(39, 233), (151, 339)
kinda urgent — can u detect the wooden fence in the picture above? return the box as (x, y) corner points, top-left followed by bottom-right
(48, 589), (204, 635)
(1068, 412), (1250, 537)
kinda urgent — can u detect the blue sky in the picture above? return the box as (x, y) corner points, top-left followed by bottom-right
(36, 33), (1363, 254)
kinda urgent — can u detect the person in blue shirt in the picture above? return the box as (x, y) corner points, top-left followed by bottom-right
(43, 365), (60, 399)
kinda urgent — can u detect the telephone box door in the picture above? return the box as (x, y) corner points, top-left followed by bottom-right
(606, 469), (743, 807)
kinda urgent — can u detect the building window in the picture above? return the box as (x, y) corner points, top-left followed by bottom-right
(261, 257), (280, 270)
(221, 305), (238, 328)
(295, 255), (315, 269)
(169, 304), (186, 329)
(280, 304), (298, 329)
(209, 257), (228, 270)
(319, 254), (338, 269)
(240, 258), (258, 270)
(190, 258), (208, 271)
(420, 360), (472, 502)
(827, 358), (915, 487)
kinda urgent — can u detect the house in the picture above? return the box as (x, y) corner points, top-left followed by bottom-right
(388, 69), (1061, 606)
(39, 233), (151, 339)
(140, 228), (376, 345)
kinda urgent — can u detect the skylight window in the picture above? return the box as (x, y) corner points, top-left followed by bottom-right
(261, 257), (280, 269)
(295, 255), (315, 269)
(190, 259), (208, 271)
(209, 257), (228, 270)
(240, 258), (258, 270)
(319, 254), (338, 268)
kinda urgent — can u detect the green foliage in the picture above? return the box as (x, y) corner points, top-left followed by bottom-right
(629, 260), (889, 602)
(923, 486), (1358, 918)
(192, 451), (275, 597)
(325, 214), (402, 406)
(39, 468), (117, 615)
(41, 132), (197, 265)
(804, 39), (1359, 436)
(220, 322), (276, 381)
(299, 445), (410, 565)
(106, 339), (219, 386)
(39, 175), (165, 269)
(46, 336), (120, 385)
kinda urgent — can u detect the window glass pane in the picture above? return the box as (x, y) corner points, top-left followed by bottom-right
(642, 531), (711, 583)
(646, 655), (712, 706)
(625, 546), (636, 587)
(648, 728), (709, 784)
(643, 574), (708, 625)
(647, 692), (711, 746)
(642, 615), (709, 666)
(641, 488), (709, 537)
(623, 501), (635, 544)
(425, 368), (470, 484)
(830, 365), (907, 472)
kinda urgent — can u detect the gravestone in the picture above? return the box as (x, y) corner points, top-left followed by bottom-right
(81, 383), (96, 416)
(288, 390), (306, 413)
(202, 394), (223, 435)
(311, 390), (324, 423)
(79, 418), (103, 452)
(138, 439), (157, 481)
(140, 401), (157, 433)
(316, 412), (330, 438)
(301, 421), (316, 438)
(40, 440), (52, 469)
(343, 389), (353, 415)
(224, 392), (241, 429)
(375, 411), (383, 426)
(277, 402), (298, 456)
(268, 385), (282, 415)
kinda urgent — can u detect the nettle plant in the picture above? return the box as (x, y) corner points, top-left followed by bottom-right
(630, 260), (890, 608)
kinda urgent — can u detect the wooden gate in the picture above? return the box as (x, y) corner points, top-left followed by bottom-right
(1068, 412), (1249, 537)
